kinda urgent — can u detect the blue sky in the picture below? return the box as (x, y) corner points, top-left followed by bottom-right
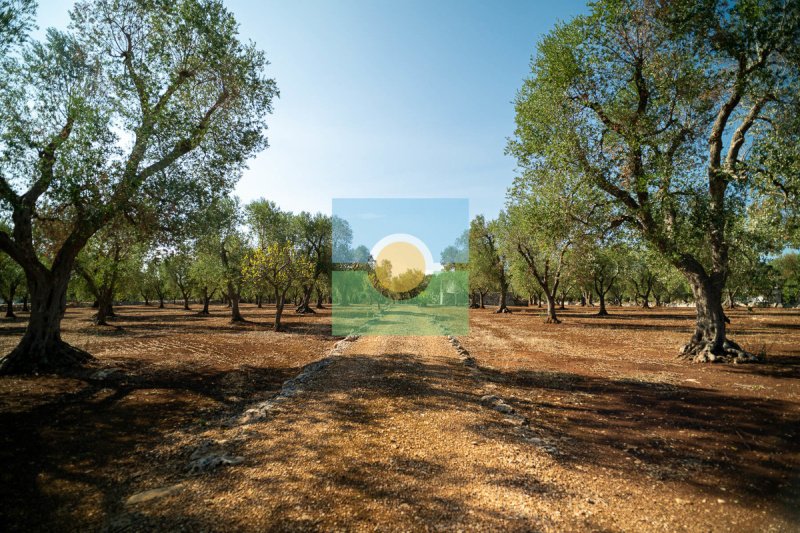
(332, 198), (468, 265)
(34, 0), (588, 219)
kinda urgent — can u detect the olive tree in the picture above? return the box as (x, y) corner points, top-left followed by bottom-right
(508, 0), (799, 361)
(0, 0), (276, 373)
(502, 166), (594, 323)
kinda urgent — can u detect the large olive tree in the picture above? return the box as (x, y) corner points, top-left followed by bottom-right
(509, 0), (799, 362)
(0, 0), (276, 373)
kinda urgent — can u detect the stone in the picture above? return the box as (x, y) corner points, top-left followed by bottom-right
(125, 483), (184, 505)
(90, 368), (122, 380)
(493, 403), (514, 414)
(188, 453), (244, 474)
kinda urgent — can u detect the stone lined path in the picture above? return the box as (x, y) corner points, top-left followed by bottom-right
(133, 335), (585, 531)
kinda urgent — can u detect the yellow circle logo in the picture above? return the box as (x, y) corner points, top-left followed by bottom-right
(375, 241), (426, 293)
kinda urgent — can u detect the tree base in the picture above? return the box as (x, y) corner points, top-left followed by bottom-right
(468, 303), (480, 309)
(679, 339), (762, 364)
(544, 316), (561, 324)
(495, 307), (512, 314)
(295, 304), (317, 314)
(0, 341), (95, 375)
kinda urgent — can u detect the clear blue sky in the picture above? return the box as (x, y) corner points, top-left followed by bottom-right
(34, 0), (588, 219)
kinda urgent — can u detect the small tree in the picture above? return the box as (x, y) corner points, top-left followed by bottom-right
(73, 222), (144, 325)
(243, 242), (314, 331)
(502, 167), (593, 323)
(189, 250), (224, 316)
(0, 252), (24, 318)
(164, 250), (194, 311)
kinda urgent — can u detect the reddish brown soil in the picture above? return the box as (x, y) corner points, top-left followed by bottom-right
(0, 304), (798, 531)
(460, 306), (800, 531)
(0, 303), (337, 531)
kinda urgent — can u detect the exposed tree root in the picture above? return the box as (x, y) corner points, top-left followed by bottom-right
(679, 339), (762, 364)
(0, 342), (95, 375)
(544, 317), (561, 324)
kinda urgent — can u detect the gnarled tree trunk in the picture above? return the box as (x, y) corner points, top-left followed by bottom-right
(315, 287), (325, 309)
(296, 284), (316, 314)
(678, 273), (757, 363)
(93, 288), (115, 326)
(0, 269), (92, 374)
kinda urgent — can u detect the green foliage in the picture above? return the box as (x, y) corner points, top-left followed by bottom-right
(243, 242), (314, 302)
(508, 0), (799, 300)
(72, 219), (148, 305)
(468, 215), (500, 295)
(771, 253), (800, 306)
(0, 250), (24, 303)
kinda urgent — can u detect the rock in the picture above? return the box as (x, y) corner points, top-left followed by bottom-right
(188, 453), (244, 474)
(125, 483), (184, 505)
(90, 368), (122, 380)
(493, 403), (514, 414)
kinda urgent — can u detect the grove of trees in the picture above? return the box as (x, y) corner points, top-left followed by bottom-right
(0, 0), (798, 375)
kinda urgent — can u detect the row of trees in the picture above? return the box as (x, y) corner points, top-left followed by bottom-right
(51, 198), (332, 332)
(468, 210), (798, 322)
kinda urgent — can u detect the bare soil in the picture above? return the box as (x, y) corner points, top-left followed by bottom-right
(1, 304), (798, 531)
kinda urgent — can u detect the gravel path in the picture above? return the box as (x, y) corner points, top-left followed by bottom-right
(159, 334), (577, 531)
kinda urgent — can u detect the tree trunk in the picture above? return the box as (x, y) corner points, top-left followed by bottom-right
(158, 296), (165, 309)
(22, 293), (28, 312)
(0, 270), (92, 375)
(93, 290), (114, 326)
(228, 282), (244, 323)
(296, 284), (316, 314)
(678, 275), (757, 363)
(544, 292), (560, 323)
(597, 291), (608, 316)
(478, 291), (485, 309)
(4, 281), (17, 318)
(198, 287), (212, 316)
(495, 282), (511, 313)
(274, 292), (286, 331)
(726, 289), (737, 309)
(315, 287), (325, 309)
(182, 292), (190, 311)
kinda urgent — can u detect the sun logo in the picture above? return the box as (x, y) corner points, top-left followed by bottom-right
(370, 234), (435, 298)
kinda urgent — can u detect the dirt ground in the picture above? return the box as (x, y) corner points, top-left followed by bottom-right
(1, 304), (798, 531)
